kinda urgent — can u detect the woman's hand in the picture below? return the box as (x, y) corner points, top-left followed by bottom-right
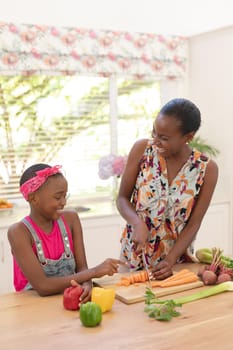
(151, 259), (173, 280)
(93, 258), (126, 278)
(131, 220), (148, 253)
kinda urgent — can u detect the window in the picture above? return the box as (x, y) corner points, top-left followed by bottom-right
(0, 75), (161, 202)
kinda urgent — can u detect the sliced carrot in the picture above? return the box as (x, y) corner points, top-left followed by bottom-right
(116, 279), (130, 286)
(116, 270), (149, 286)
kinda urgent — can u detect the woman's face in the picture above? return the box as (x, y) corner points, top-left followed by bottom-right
(152, 114), (190, 158)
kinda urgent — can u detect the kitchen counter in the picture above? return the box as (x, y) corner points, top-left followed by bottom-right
(1, 264), (233, 350)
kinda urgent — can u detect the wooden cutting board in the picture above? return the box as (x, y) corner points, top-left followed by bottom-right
(93, 272), (203, 304)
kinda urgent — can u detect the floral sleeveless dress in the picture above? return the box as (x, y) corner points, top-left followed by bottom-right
(120, 140), (209, 271)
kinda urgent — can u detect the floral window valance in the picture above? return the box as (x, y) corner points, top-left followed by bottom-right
(0, 22), (188, 79)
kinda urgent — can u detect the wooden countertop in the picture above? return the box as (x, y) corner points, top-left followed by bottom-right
(1, 264), (233, 350)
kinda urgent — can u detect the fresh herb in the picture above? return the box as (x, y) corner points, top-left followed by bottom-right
(144, 288), (182, 321)
(144, 281), (233, 322)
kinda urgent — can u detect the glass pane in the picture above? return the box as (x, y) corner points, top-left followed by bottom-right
(117, 79), (161, 155)
(0, 76), (161, 203)
(0, 75), (111, 200)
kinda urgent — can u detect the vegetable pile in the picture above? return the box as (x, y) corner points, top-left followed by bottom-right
(196, 247), (233, 285)
(0, 198), (13, 209)
(144, 281), (233, 321)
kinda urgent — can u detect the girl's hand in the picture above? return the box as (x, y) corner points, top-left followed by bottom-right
(79, 281), (92, 304)
(151, 260), (173, 280)
(94, 258), (126, 278)
(70, 279), (92, 305)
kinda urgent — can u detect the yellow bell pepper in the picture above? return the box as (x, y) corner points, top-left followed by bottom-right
(91, 287), (115, 313)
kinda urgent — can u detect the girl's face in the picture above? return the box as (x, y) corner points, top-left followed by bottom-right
(32, 175), (68, 220)
(152, 114), (192, 158)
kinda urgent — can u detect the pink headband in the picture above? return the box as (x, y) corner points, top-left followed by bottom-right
(20, 165), (62, 200)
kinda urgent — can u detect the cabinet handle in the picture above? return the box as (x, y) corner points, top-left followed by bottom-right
(0, 241), (4, 263)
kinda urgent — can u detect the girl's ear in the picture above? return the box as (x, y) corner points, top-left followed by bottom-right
(28, 192), (36, 202)
(185, 132), (195, 144)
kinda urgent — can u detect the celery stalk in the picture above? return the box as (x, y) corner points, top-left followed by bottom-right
(144, 282), (233, 321)
(173, 281), (233, 305)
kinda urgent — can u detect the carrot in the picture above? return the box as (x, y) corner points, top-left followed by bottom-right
(159, 274), (199, 287)
(116, 279), (130, 286)
(151, 281), (164, 287)
(151, 269), (199, 288)
(116, 270), (149, 286)
(159, 269), (190, 282)
(116, 268), (199, 288)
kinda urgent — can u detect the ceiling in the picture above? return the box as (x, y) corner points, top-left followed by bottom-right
(1, 0), (233, 37)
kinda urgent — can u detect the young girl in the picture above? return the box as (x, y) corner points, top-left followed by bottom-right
(117, 98), (218, 280)
(8, 163), (124, 300)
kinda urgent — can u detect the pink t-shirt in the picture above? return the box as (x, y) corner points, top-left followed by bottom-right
(13, 216), (74, 291)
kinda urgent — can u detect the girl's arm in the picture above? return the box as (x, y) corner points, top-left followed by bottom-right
(8, 217), (123, 296)
(62, 210), (92, 303)
(153, 159), (219, 279)
(63, 210), (89, 272)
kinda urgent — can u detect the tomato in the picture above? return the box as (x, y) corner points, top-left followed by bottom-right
(79, 302), (102, 327)
(63, 284), (84, 310)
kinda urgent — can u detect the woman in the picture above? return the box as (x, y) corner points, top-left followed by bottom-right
(116, 98), (218, 280)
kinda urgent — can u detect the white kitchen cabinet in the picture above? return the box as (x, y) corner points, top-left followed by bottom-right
(194, 201), (232, 255)
(81, 214), (126, 268)
(0, 225), (14, 294)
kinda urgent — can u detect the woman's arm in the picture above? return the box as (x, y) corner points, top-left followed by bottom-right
(153, 159), (219, 279)
(116, 139), (149, 248)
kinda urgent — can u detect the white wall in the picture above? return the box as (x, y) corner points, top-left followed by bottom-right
(188, 27), (233, 204)
(0, 0), (232, 36)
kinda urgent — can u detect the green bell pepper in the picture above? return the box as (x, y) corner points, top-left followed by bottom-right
(79, 302), (102, 327)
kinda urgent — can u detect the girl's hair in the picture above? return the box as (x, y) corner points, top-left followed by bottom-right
(20, 163), (52, 186)
(159, 98), (201, 135)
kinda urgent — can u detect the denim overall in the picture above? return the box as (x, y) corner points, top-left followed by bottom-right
(22, 217), (76, 290)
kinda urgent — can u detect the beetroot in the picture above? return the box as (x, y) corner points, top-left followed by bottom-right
(217, 273), (232, 284)
(202, 270), (217, 285)
(216, 265), (233, 284)
(63, 283), (84, 310)
(197, 265), (208, 278)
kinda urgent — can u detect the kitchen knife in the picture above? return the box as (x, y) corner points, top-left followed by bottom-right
(142, 251), (153, 288)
